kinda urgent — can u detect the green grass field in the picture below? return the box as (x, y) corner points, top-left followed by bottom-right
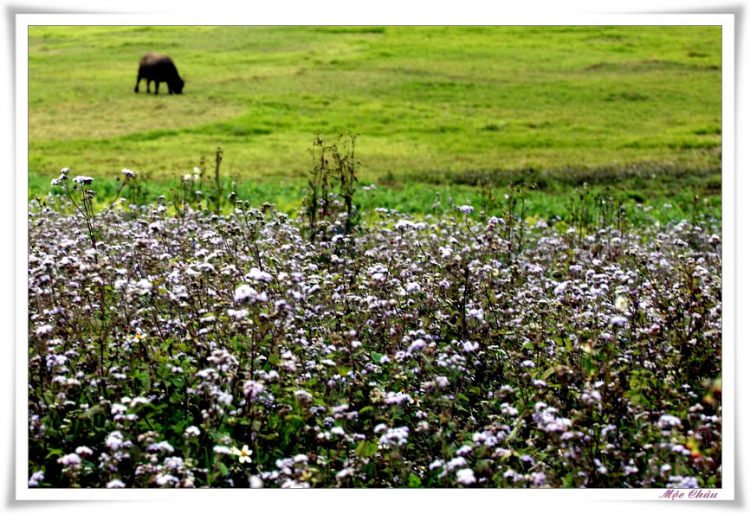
(29, 25), (722, 212)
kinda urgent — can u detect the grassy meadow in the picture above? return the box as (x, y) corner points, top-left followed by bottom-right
(29, 25), (721, 216)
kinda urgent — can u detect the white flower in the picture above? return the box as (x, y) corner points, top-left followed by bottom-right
(121, 168), (135, 178)
(249, 475), (264, 488)
(246, 267), (273, 282)
(244, 380), (265, 399)
(624, 464), (639, 476)
(336, 468), (355, 479)
(148, 441), (175, 453)
(106, 479), (126, 488)
(227, 308), (249, 319)
(447, 457), (467, 470)
(75, 446), (94, 457)
(670, 476), (699, 489)
(135, 279), (152, 294)
(35, 325), (53, 335)
(456, 468), (476, 485)
(462, 341), (480, 352)
(405, 282), (421, 293)
(384, 391), (412, 405)
(614, 296), (629, 312)
(458, 205), (474, 214)
(378, 427), (410, 447)
(407, 339), (426, 353)
(610, 315), (628, 327)
(57, 453), (81, 467)
(234, 284), (267, 304)
(281, 479), (310, 489)
(294, 389), (313, 403)
(72, 176), (94, 185)
(473, 431), (498, 447)
(184, 426), (201, 438)
(105, 431), (125, 450)
(658, 414), (683, 429)
(232, 445), (253, 464)
(28, 471), (44, 487)
(156, 473), (177, 486)
(500, 403), (518, 417)
(129, 396), (150, 408)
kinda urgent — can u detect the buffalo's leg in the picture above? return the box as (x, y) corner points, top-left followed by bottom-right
(134, 75), (141, 93)
(154, 81), (160, 95)
(146, 80), (151, 94)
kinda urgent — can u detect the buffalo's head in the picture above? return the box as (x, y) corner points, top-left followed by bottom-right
(173, 77), (185, 94)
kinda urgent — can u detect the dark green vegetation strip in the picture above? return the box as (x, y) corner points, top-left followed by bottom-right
(30, 172), (721, 226)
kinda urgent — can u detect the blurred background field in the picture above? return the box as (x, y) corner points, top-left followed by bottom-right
(28, 25), (722, 217)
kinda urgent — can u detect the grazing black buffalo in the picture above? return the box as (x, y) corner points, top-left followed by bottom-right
(134, 53), (184, 95)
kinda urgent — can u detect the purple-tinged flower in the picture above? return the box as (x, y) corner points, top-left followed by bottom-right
(456, 468), (476, 485)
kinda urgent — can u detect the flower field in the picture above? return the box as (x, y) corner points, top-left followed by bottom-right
(27, 174), (722, 489)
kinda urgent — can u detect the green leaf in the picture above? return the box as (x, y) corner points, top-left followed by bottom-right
(582, 357), (593, 377)
(408, 473), (422, 488)
(46, 448), (63, 459)
(80, 404), (103, 419)
(355, 440), (379, 458)
(371, 352), (384, 363)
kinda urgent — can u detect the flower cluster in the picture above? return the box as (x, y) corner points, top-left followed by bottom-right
(27, 194), (722, 488)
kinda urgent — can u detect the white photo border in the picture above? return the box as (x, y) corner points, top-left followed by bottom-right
(14, 12), (736, 505)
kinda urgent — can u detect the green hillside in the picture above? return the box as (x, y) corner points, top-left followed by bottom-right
(29, 25), (721, 185)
